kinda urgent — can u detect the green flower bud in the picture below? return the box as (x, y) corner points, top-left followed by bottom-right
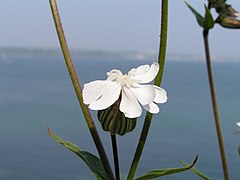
(217, 16), (240, 29)
(214, 2), (240, 29)
(225, 5), (239, 18)
(97, 101), (136, 136)
(216, 4), (239, 18)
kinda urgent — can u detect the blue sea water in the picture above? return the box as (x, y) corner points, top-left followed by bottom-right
(0, 53), (240, 180)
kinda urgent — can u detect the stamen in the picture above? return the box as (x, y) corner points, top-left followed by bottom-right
(108, 72), (135, 86)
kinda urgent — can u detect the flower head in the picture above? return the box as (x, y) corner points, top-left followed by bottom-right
(83, 63), (167, 118)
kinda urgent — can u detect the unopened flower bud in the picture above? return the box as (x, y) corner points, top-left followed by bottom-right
(98, 101), (137, 136)
(216, 4), (239, 18)
(225, 5), (239, 18)
(217, 16), (240, 29)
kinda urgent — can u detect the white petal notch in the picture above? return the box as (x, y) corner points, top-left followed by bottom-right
(82, 62), (168, 118)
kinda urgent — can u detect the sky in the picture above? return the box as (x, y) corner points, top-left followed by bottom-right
(0, 0), (240, 56)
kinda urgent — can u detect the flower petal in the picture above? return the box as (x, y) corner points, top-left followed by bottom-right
(129, 85), (155, 105)
(120, 87), (142, 118)
(83, 80), (111, 104)
(154, 86), (167, 103)
(83, 80), (121, 110)
(143, 102), (159, 114)
(128, 62), (159, 83)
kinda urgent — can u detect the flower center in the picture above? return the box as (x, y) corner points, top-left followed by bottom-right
(107, 72), (135, 86)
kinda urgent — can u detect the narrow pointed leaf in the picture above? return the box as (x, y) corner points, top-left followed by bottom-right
(179, 160), (210, 180)
(203, 5), (215, 29)
(185, 1), (204, 27)
(134, 155), (198, 180)
(48, 128), (106, 180)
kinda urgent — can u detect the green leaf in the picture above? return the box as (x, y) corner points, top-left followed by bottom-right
(48, 128), (106, 180)
(179, 160), (211, 180)
(203, 4), (215, 30)
(134, 155), (198, 180)
(185, 1), (204, 27)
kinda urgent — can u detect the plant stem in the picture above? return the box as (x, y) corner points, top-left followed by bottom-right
(127, 0), (168, 179)
(111, 134), (120, 180)
(110, 99), (121, 180)
(203, 29), (229, 180)
(155, 0), (168, 87)
(48, 1), (114, 179)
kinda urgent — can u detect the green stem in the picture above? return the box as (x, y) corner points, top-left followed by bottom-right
(110, 99), (121, 180)
(111, 134), (120, 180)
(48, 1), (114, 179)
(127, 0), (168, 179)
(203, 29), (229, 180)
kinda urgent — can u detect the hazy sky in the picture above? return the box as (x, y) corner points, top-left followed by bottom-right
(0, 0), (240, 56)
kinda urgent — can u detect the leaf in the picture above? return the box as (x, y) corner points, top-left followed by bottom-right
(179, 160), (210, 180)
(203, 4), (215, 30)
(48, 128), (106, 180)
(134, 155), (198, 180)
(185, 1), (204, 27)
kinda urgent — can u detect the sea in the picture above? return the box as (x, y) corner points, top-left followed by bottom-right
(0, 50), (240, 180)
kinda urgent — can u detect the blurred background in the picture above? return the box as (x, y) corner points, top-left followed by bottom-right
(0, 0), (240, 57)
(1, 1), (240, 180)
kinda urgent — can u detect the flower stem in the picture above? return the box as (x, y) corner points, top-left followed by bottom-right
(127, 0), (168, 179)
(203, 29), (229, 180)
(111, 134), (120, 180)
(48, 1), (114, 179)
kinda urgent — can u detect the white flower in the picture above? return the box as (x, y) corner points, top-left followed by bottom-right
(236, 122), (240, 127)
(82, 62), (167, 118)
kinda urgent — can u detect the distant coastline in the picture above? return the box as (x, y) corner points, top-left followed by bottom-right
(0, 47), (239, 63)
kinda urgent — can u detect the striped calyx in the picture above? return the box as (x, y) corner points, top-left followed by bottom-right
(97, 99), (136, 136)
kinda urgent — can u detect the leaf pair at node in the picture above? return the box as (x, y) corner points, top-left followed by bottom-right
(185, 1), (215, 30)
